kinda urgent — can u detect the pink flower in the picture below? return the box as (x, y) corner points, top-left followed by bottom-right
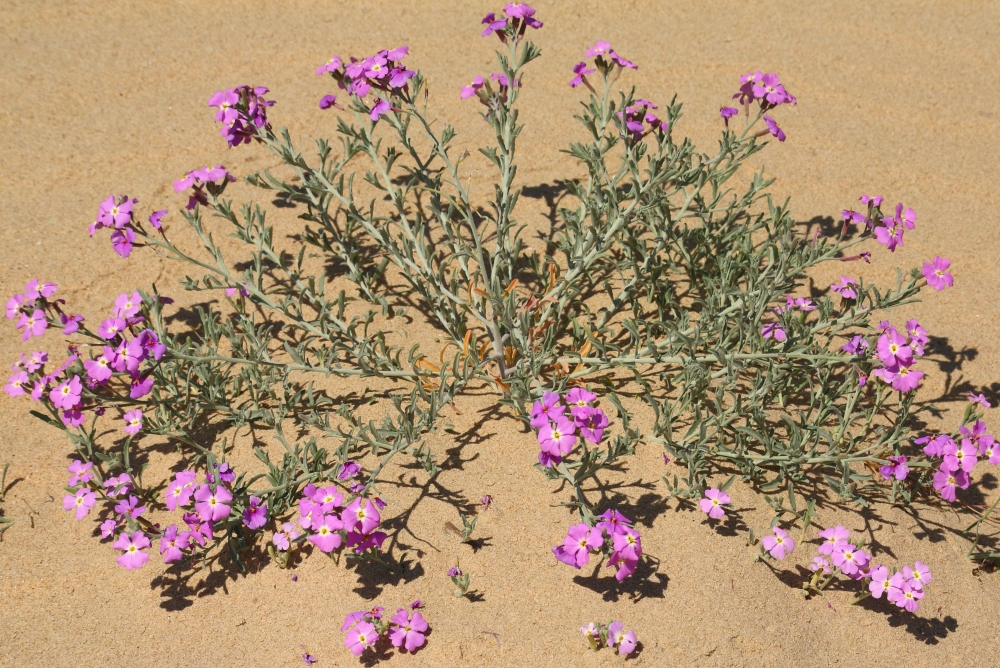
(888, 573), (923, 612)
(342, 497), (381, 535)
(573, 406), (608, 444)
(538, 416), (577, 456)
(529, 391), (565, 428)
(242, 496), (268, 530)
(869, 565), (892, 598)
(388, 609), (428, 653)
(760, 322), (786, 341)
(903, 560), (931, 589)
(879, 455), (909, 481)
(63, 488), (96, 520)
(933, 467), (969, 502)
(595, 509), (632, 535)
(830, 276), (858, 300)
(193, 484), (233, 521)
(969, 392), (991, 408)
(569, 61), (595, 88)
(810, 556), (832, 574)
(922, 256), (953, 291)
(67, 460), (94, 486)
(460, 76), (485, 100)
(481, 12), (508, 38)
(585, 41), (613, 58)
(50, 375), (82, 410)
(876, 327), (913, 367)
(699, 487), (730, 519)
(164, 471), (198, 510)
(113, 531), (151, 570)
(308, 513), (345, 552)
(607, 621), (637, 656)
(4, 371), (28, 397)
(272, 521), (302, 551)
(552, 522), (603, 568)
(122, 409), (143, 435)
(565, 387), (596, 409)
(762, 527), (795, 559)
(943, 438), (977, 473)
(894, 202), (917, 230)
(160, 524), (191, 563)
(831, 544), (870, 575)
(113, 291), (143, 319)
(344, 621), (378, 656)
(763, 115), (785, 141)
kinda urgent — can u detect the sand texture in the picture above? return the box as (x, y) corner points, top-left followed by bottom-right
(2, 1), (1000, 666)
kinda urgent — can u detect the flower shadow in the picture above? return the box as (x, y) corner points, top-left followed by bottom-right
(572, 554), (669, 603)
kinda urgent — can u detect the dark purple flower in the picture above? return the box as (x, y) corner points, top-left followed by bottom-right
(242, 496), (268, 530)
(481, 12), (508, 37)
(569, 62), (595, 88)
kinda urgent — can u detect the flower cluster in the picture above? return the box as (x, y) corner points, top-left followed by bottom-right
(615, 99), (670, 141)
(920, 415), (996, 503)
(864, 319), (928, 392)
(580, 620), (637, 656)
(208, 85), (274, 147)
(88, 195), (142, 257)
(481, 3), (543, 43)
(730, 70), (796, 140)
(342, 601), (429, 656)
(173, 165), (235, 210)
(553, 509), (641, 581)
(803, 525), (931, 612)
(5, 278), (59, 341)
(568, 40), (636, 91)
(315, 46), (414, 120)
(530, 389), (608, 468)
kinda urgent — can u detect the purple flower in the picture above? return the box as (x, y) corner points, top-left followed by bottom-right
(193, 483), (233, 521)
(969, 392), (991, 408)
(817, 525), (850, 556)
(316, 55), (343, 76)
(942, 438), (977, 473)
(873, 217), (904, 251)
(4, 371), (28, 397)
(388, 609), (428, 653)
(301, 653), (317, 666)
(830, 276), (858, 300)
(460, 76), (485, 100)
(447, 566), (462, 578)
(110, 226), (136, 257)
(720, 106), (738, 127)
(5, 293), (24, 319)
(876, 327), (913, 367)
(831, 543), (870, 575)
(342, 497), (381, 535)
(869, 565), (892, 598)
(609, 50), (637, 69)
(96, 195), (136, 230)
(149, 210), (167, 229)
(894, 202), (917, 230)
(841, 335), (869, 355)
(842, 209), (866, 225)
(810, 556), (832, 574)
(922, 256), (953, 291)
(700, 488), (730, 519)
(762, 527), (795, 559)
(565, 387), (596, 409)
(552, 522), (603, 568)
(50, 375), (82, 410)
(114, 495), (146, 520)
(573, 406), (608, 444)
(344, 621), (378, 656)
(67, 460), (94, 486)
(879, 455), (909, 481)
(538, 416), (577, 456)
(481, 12), (508, 37)
(16, 309), (47, 340)
(164, 471), (197, 511)
(272, 522), (302, 551)
(160, 524), (191, 563)
(903, 560), (931, 589)
(308, 513), (345, 552)
(503, 2), (542, 28)
(585, 41), (612, 58)
(607, 621), (637, 656)
(608, 526), (642, 581)
(530, 391), (565, 428)
(933, 466), (969, 503)
(860, 194), (884, 207)
(242, 496), (268, 530)
(63, 488), (96, 520)
(60, 313), (84, 334)
(763, 115), (785, 141)
(753, 73), (795, 106)
(873, 360), (924, 393)
(760, 322), (786, 341)
(114, 291), (143, 319)
(569, 62), (595, 88)
(123, 409), (143, 435)
(369, 98), (391, 121)
(960, 420), (995, 455)
(113, 531), (151, 570)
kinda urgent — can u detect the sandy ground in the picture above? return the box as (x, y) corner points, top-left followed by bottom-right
(2, 1), (1000, 666)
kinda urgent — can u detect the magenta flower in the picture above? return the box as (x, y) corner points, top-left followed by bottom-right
(760, 322), (786, 341)
(318, 94), (339, 110)
(193, 483), (233, 521)
(110, 226), (137, 258)
(818, 525), (850, 556)
(96, 195), (135, 229)
(123, 409), (143, 435)
(888, 574), (924, 612)
(460, 76), (485, 100)
(922, 256), (953, 291)
(573, 406), (608, 444)
(83, 348), (113, 383)
(943, 438), (977, 473)
(595, 509), (632, 536)
(960, 420), (994, 454)
(4, 371), (28, 397)
(841, 209), (866, 225)
(607, 621), (637, 656)
(831, 544), (869, 575)
(762, 527), (795, 559)
(345, 621), (378, 656)
(538, 416), (577, 456)
(565, 387), (596, 409)
(160, 524), (191, 563)
(873, 218), (904, 252)
(242, 496), (268, 530)
(585, 41), (612, 58)
(969, 392), (991, 408)
(700, 487), (730, 519)
(569, 62), (595, 88)
(842, 335), (869, 355)
(309, 513), (345, 552)
(860, 194), (884, 207)
(388, 608), (428, 652)
(810, 556), (832, 574)
(869, 565), (892, 598)
(342, 497), (381, 535)
(763, 115), (786, 142)
(720, 106), (738, 126)
(114, 531), (151, 570)
(904, 561), (931, 589)
(16, 309), (47, 340)
(114, 291), (142, 319)
(114, 495), (146, 520)
(503, 2), (542, 28)
(553, 522), (604, 568)
(5, 293), (24, 319)
(879, 455), (909, 481)
(316, 55), (343, 76)
(933, 466), (968, 503)
(905, 319), (929, 355)
(272, 522), (301, 551)
(752, 73), (794, 105)
(164, 471), (197, 511)
(894, 202), (917, 230)
(830, 276), (858, 300)
(63, 488), (96, 520)
(50, 376), (82, 410)
(608, 526), (642, 580)
(609, 50), (637, 69)
(67, 460), (94, 486)
(312, 485), (345, 512)
(876, 328), (913, 367)
(481, 12), (507, 37)
(369, 98), (391, 121)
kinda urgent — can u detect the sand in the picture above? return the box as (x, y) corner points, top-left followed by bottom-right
(2, 1), (1000, 666)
